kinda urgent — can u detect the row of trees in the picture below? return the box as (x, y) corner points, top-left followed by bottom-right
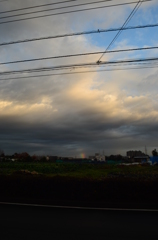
(152, 149), (158, 156)
(0, 150), (47, 162)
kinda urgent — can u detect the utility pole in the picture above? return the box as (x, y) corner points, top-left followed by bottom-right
(145, 145), (147, 155)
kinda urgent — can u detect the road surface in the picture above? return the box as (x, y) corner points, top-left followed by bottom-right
(0, 203), (158, 240)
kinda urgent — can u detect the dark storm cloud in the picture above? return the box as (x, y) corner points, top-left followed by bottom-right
(0, 95), (158, 156)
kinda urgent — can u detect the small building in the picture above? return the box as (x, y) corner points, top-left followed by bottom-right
(150, 156), (158, 165)
(126, 150), (150, 163)
(133, 156), (149, 163)
(89, 153), (106, 162)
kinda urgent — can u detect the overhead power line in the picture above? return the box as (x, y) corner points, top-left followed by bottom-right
(97, 0), (144, 63)
(0, 0), (113, 15)
(108, 1), (143, 48)
(0, 23), (157, 47)
(0, 57), (158, 76)
(0, 46), (158, 65)
(0, 0), (77, 7)
(0, 0), (152, 25)
(0, 64), (158, 81)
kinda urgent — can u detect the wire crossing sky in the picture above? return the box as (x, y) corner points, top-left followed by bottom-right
(1, 64), (158, 82)
(97, 0), (144, 63)
(0, 0), (158, 157)
(0, 46), (157, 65)
(0, 0), (114, 15)
(0, 23), (157, 46)
(0, 56), (158, 75)
(0, 0), (152, 25)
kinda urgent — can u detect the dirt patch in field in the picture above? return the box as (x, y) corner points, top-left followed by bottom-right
(13, 170), (42, 175)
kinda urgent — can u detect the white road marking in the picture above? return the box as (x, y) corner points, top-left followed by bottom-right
(0, 201), (158, 212)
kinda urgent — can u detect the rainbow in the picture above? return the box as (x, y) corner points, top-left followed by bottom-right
(80, 153), (86, 159)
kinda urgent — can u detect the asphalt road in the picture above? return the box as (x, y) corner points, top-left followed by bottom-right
(0, 203), (158, 240)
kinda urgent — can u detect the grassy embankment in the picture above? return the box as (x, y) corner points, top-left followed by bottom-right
(0, 162), (158, 179)
(1, 162), (158, 208)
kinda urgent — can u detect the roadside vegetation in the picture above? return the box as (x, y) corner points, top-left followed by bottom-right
(1, 162), (158, 208)
(0, 162), (158, 180)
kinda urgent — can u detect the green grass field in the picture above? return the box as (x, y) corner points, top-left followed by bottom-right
(0, 162), (158, 179)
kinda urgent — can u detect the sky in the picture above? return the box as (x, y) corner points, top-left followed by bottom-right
(0, 0), (158, 157)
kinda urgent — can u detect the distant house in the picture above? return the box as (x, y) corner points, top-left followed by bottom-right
(126, 150), (150, 163)
(133, 156), (149, 163)
(89, 153), (106, 162)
